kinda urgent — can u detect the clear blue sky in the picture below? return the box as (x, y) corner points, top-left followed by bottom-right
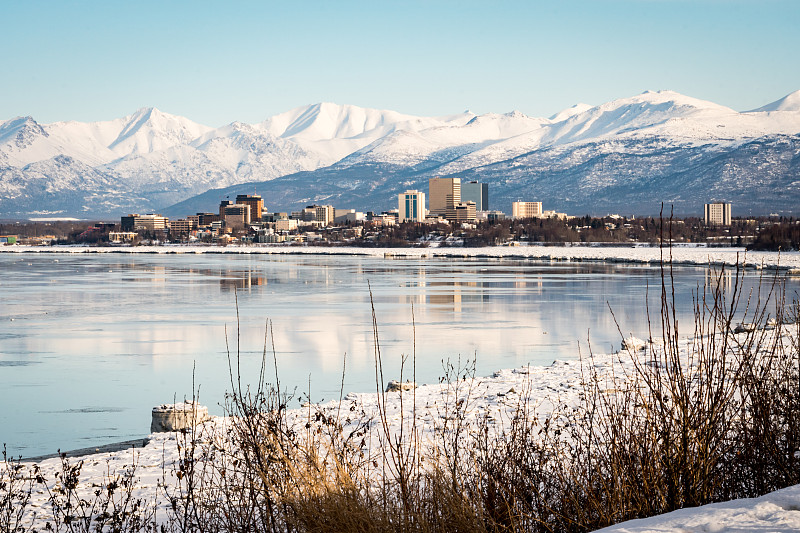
(3, 0), (799, 126)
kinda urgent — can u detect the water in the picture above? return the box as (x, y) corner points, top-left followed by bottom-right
(0, 252), (790, 458)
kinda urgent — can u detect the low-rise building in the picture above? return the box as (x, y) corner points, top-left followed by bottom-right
(109, 232), (138, 244)
(263, 212), (289, 223)
(168, 219), (196, 235)
(121, 214), (169, 232)
(542, 210), (569, 220)
(334, 209), (365, 224)
(512, 201), (543, 219)
(446, 201), (477, 223)
(368, 214), (396, 226)
(483, 210), (506, 223)
(275, 218), (299, 232)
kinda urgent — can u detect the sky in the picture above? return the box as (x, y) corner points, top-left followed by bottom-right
(2, 0), (799, 126)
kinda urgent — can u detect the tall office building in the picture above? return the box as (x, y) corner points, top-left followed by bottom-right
(313, 205), (335, 225)
(222, 204), (251, 229)
(398, 190), (426, 222)
(236, 194), (264, 222)
(428, 177), (461, 217)
(704, 202), (732, 226)
(462, 181), (488, 211)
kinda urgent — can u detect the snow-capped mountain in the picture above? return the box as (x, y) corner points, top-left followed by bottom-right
(749, 89), (800, 113)
(2, 90), (800, 219)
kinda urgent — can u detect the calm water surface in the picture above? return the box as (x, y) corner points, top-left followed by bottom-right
(0, 252), (790, 457)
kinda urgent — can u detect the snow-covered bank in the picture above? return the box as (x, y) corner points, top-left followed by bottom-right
(597, 484), (800, 532)
(13, 354), (603, 523)
(7, 327), (800, 532)
(3, 244), (800, 271)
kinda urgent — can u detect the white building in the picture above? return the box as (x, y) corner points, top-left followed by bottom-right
(275, 219), (299, 232)
(705, 202), (732, 226)
(398, 190), (426, 222)
(512, 201), (543, 219)
(334, 209), (366, 224)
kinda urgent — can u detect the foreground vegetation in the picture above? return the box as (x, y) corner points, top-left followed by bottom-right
(3, 252), (800, 532)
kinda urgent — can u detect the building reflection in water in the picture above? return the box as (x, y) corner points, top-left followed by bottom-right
(220, 271), (267, 291)
(705, 267), (734, 295)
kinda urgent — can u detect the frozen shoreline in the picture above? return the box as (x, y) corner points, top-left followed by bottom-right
(7, 335), (800, 532)
(3, 243), (800, 271)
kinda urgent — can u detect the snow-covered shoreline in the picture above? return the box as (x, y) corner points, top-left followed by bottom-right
(3, 244), (800, 271)
(8, 334), (800, 532)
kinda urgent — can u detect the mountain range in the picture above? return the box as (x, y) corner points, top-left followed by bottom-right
(2, 89), (799, 219)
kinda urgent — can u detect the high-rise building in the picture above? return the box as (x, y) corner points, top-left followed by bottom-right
(428, 177), (461, 217)
(705, 202), (732, 226)
(462, 181), (488, 211)
(219, 200), (233, 219)
(312, 205), (335, 225)
(512, 201), (543, 219)
(222, 204), (251, 229)
(398, 190), (426, 222)
(236, 194), (264, 222)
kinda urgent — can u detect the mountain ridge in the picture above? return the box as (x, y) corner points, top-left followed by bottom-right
(2, 90), (799, 219)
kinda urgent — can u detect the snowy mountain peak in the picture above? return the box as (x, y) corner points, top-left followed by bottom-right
(550, 103), (594, 122)
(749, 90), (800, 112)
(260, 102), (436, 142)
(107, 107), (212, 156)
(621, 90), (734, 112)
(0, 116), (48, 148)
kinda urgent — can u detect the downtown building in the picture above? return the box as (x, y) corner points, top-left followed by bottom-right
(462, 181), (488, 211)
(704, 202), (732, 226)
(235, 194), (264, 222)
(428, 177), (461, 217)
(512, 201), (543, 219)
(219, 200), (251, 230)
(398, 190), (426, 222)
(121, 214), (169, 232)
(429, 177), (476, 222)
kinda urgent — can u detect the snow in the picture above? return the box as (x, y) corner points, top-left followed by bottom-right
(597, 485), (800, 532)
(3, 245), (799, 272)
(748, 89), (800, 113)
(550, 102), (594, 122)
